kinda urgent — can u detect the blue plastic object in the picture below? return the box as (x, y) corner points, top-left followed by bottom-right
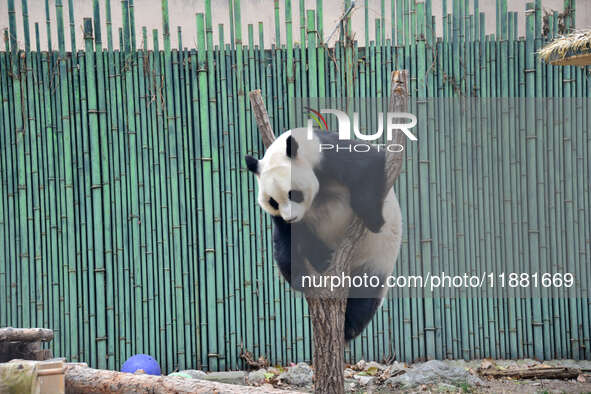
(121, 354), (161, 375)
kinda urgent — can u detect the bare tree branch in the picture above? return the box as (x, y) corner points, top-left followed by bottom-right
(386, 70), (410, 186)
(248, 90), (276, 149)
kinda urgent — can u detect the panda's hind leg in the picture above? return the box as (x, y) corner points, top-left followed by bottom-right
(344, 297), (383, 342)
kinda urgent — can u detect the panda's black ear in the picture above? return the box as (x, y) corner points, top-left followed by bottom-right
(286, 135), (298, 158)
(244, 155), (259, 174)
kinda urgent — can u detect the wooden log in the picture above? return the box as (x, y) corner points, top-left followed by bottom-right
(247, 70), (409, 394)
(479, 366), (580, 380)
(0, 341), (53, 362)
(0, 327), (54, 343)
(64, 365), (300, 394)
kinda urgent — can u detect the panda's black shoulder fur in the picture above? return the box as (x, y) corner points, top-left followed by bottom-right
(311, 129), (387, 233)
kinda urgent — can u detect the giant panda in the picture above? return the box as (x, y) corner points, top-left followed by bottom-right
(245, 127), (402, 341)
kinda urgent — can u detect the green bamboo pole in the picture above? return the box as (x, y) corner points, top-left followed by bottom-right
(534, 0), (552, 360)
(286, 0), (295, 130)
(257, 24), (273, 365)
(8, 0), (32, 334)
(306, 10), (318, 98)
(197, 12), (217, 371)
(64, 23), (81, 365)
(21, 0), (30, 52)
(129, 0), (136, 51)
(54, 0), (65, 54)
(90, 0), (109, 369)
(232, 0), (254, 366)
(524, 2), (544, 360)
(44, 0), (52, 51)
(170, 39), (187, 369)
(360, 0), (367, 46)
(206, 0), (224, 369)
(439, 36), (454, 358)
(159, 0), (179, 370)
(151, 28), (169, 368)
(216, 24), (234, 368)
(380, 0), (385, 44)
(545, 11), (560, 360)
(0, 51), (6, 329)
(136, 38), (152, 359)
(273, 0), (280, 45)
(23, 51), (36, 331)
(105, 0), (113, 50)
(1, 44), (17, 327)
(299, 0), (305, 46)
(223, 34), (240, 368)
(53, 0), (70, 359)
(121, 0), (130, 52)
(396, 0), (403, 46)
(121, 0), (140, 362)
(66, 0), (75, 52)
(81, 17), (101, 367)
(294, 41), (311, 362)
(112, 30), (130, 369)
(249, 22), (267, 364)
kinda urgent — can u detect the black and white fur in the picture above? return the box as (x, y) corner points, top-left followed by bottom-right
(245, 128), (402, 341)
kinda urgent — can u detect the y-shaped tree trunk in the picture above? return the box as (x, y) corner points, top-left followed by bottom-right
(249, 70), (409, 394)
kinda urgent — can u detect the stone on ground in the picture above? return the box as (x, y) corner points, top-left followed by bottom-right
(385, 359), (483, 389)
(279, 362), (314, 386)
(247, 369), (268, 385)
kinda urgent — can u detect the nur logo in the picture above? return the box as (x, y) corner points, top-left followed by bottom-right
(304, 107), (418, 152)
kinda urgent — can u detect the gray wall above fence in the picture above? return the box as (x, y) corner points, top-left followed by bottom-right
(1, 0), (590, 51)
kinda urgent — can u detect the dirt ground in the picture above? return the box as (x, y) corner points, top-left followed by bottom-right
(479, 379), (591, 393)
(373, 378), (591, 393)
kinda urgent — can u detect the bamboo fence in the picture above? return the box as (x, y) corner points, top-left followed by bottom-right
(0, 0), (590, 373)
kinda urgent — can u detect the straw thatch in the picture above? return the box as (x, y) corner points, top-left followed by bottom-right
(538, 29), (591, 66)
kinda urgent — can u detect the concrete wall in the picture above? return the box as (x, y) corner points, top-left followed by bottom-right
(1, 0), (588, 51)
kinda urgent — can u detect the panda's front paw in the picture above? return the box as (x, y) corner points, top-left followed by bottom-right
(364, 213), (385, 233)
(307, 251), (333, 273)
(350, 193), (385, 233)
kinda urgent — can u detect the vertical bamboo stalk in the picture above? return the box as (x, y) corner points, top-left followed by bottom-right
(206, 0), (224, 369)
(21, 0), (31, 52)
(129, 0), (137, 51)
(105, 0), (113, 50)
(286, 0), (295, 129)
(44, 0), (52, 51)
(300, 0), (306, 46)
(83, 17), (101, 367)
(67, 0), (76, 52)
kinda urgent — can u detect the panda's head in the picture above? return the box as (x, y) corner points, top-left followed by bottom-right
(244, 131), (319, 223)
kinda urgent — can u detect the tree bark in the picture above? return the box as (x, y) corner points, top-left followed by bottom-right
(248, 70), (409, 394)
(306, 297), (346, 393)
(0, 327), (54, 342)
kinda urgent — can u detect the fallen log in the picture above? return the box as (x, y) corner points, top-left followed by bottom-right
(64, 365), (302, 394)
(0, 327), (54, 342)
(479, 366), (580, 380)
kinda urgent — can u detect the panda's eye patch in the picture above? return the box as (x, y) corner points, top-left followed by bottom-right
(288, 190), (304, 203)
(268, 197), (279, 210)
